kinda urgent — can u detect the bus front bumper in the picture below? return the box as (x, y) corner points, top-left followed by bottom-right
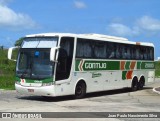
(15, 84), (56, 96)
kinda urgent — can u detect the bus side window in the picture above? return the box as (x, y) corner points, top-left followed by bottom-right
(83, 40), (92, 58)
(130, 46), (135, 60)
(127, 46), (131, 59)
(76, 39), (92, 58)
(146, 48), (149, 60)
(136, 47), (140, 60)
(122, 45), (127, 59)
(76, 40), (83, 58)
(108, 42), (115, 59)
(140, 47), (143, 60)
(116, 44), (122, 59)
(94, 41), (106, 59)
(143, 48), (147, 60)
(149, 47), (154, 60)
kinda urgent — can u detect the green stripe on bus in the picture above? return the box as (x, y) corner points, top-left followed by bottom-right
(75, 59), (155, 71)
(137, 61), (155, 69)
(122, 71), (127, 80)
(125, 61), (130, 70)
(75, 60), (81, 71)
(76, 60), (120, 71)
(137, 62), (141, 69)
(140, 62), (155, 69)
(16, 77), (53, 83)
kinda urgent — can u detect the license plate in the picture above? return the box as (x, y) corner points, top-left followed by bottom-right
(28, 89), (34, 93)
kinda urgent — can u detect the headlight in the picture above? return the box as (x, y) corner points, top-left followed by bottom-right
(42, 82), (53, 86)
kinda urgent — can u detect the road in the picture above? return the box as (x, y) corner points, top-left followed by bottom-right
(0, 78), (160, 121)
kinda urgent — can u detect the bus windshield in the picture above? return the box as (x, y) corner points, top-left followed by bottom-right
(16, 37), (58, 80)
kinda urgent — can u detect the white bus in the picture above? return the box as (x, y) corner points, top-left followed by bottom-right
(8, 33), (155, 98)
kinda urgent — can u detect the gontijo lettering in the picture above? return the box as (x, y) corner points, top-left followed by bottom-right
(85, 63), (107, 69)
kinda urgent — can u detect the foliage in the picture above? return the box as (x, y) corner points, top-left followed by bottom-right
(14, 37), (24, 46)
(155, 61), (160, 78)
(0, 49), (16, 90)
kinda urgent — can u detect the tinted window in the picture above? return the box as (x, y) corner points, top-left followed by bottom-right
(76, 38), (154, 60)
(76, 39), (92, 58)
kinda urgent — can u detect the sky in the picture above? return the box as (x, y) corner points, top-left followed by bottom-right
(0, 0), (160, 59)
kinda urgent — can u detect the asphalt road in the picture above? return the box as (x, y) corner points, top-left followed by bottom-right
(0, 78), (160, 121)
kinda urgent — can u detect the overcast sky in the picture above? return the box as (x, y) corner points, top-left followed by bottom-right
(0, 0), (160, 58)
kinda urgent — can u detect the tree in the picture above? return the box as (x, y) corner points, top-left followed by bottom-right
(14, 37), (24, 46)
(0, 46), (3, 50)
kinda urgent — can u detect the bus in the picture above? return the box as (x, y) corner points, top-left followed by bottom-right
(8, 33), (155, 98)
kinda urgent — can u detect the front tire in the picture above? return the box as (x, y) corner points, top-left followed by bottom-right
(75, 81), (86, 99)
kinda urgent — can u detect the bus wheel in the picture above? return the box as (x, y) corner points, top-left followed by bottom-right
(75, 81), (86, 99)
(131, 77), (138, 91)
(138, 77), (145, 90)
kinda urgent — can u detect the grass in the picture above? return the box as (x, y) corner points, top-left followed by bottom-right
(0, 49), (16, 90)
(155, 61), (160, 78)
(0, 76), (15, 90)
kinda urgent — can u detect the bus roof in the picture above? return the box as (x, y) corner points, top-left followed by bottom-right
(26, 33), (154, 47)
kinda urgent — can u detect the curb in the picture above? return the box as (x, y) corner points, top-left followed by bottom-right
(153, 87), (160, 94)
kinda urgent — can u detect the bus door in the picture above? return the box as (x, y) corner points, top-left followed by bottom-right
(55, 37), (74, 81)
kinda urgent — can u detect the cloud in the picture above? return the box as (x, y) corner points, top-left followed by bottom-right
(74, 1), (86, 9)
(137, 16), (160, 31)
(107, 23), (140, 36)
(108, 23), (131, 36)
(107, 16), (160, 37)
(0, 2), (38, 30)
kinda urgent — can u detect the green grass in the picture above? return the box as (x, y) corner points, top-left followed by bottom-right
(0, 76), (15, 90)
(0, 49), (16, 90)
(155, 61), (160, 78)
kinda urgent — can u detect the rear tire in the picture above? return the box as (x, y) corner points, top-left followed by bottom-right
(138, 79), (145, 90)
(131, 77), (138, 91)
(75, 81), (86, 99)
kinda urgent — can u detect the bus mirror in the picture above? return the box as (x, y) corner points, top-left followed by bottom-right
(8, 46), (19, 61)
(50, 47), (60, 62)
